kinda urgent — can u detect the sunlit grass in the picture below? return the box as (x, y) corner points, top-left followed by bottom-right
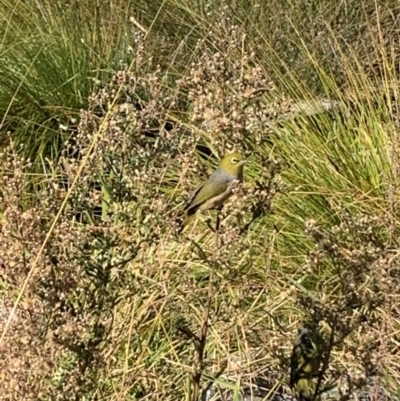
(1, 0), (400, 400)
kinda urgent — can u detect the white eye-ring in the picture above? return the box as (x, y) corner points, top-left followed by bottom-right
(231, 157), (238, 164)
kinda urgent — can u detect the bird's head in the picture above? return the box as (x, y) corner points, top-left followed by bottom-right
(218, 152), (246, 177)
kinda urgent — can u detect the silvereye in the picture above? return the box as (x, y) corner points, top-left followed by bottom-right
(290, 324), (323, 401)
(184, 152), (246, 220)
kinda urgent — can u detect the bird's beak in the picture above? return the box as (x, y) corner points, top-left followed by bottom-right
(239, 160), (247, 166)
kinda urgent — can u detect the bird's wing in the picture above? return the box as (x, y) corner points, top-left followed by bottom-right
(184, 183), (204, 213)
(184, 177), (228, 216)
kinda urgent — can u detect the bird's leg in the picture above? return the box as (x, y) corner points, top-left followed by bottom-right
(205, 217), (215, 233)
(205, 208), (222, 233)
(236, 212), (242, 232)
(206, 217), (216, 233)
(215, 211), (221, 233)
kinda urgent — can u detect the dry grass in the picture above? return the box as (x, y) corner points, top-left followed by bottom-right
(1, 6), (400, 401)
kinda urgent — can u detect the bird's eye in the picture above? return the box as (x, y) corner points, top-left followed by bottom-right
(231, 157), (238, 164)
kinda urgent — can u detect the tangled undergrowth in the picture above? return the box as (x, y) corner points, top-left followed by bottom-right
(1, 24), (400, 401)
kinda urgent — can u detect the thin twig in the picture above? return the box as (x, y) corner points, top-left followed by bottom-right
(192, 212), (220, 401)
(202, 360), (228, 396)
(313, 322), (336, 400)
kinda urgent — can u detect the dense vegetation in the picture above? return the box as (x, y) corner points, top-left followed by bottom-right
(1, 1), (400, 400)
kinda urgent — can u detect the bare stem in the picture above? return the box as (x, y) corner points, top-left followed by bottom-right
(191, 212), (220, 401)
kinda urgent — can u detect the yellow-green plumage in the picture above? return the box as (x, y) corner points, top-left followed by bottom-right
(183, 152), (246, 221)
(290, 325), (323, 401)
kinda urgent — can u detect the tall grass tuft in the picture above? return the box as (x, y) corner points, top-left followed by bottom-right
(1, 2), (400, 401)
(0, 0), (137, 167)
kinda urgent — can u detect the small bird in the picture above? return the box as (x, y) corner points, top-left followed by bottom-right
(290, 324), (323, 401)
(183, 152), (246, 222)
